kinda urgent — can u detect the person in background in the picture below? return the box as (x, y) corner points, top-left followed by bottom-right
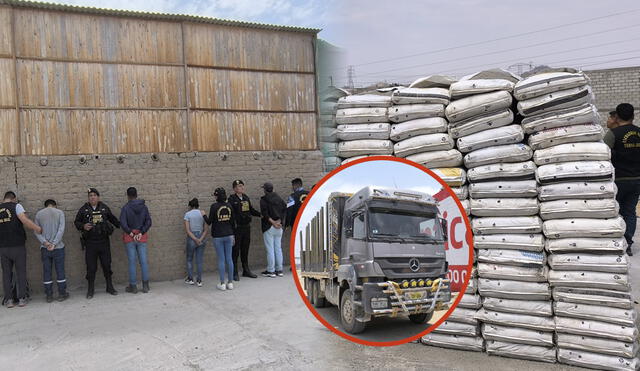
(74, 188), (120, 299)
(285, 178), (309, 230)
(207, 188), (236, 291)
(120, 187), (152, 294)
(260, 183), (287, 278)
(184, 198), (207, 287)
(35, 199), (68, 303)
(604, 103), (638, 256)
(1, 191), (42, 308)
(228, 180), (261, 280)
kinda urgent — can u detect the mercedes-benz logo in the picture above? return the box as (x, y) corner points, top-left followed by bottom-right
(409, 258), (420, 272)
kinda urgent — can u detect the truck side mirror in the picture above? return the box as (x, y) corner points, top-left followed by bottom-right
(440, 218), (448, 241)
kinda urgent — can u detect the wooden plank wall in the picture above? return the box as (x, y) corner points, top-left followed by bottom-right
(0, 5), (317, 155)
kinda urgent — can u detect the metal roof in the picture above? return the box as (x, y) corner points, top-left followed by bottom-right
(0, 0), (321, 34)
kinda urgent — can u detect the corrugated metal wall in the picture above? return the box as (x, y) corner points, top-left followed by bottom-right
(0, 5), (318, 155)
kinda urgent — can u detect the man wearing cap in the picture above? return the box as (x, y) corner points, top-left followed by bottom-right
(74, 188), (120, 298)
(259, 183), (287, 277)
(1, 191), (42, 308)
(228, 180), (261, 280)
(285, 178), (309, 230)
(604, 103), (638, 256)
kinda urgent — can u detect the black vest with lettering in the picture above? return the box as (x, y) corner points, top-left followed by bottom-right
(0, 202), (26, 248)
(612, 125), (640, 179)
(209, 202), (234, 237)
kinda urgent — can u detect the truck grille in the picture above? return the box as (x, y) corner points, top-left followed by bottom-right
(377, 257), (446, 279)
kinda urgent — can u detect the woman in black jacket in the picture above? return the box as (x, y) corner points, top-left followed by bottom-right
(207, 188), (236, 291)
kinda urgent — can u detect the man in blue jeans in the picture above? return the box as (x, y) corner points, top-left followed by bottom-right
(119, 187), (152, 293)
(604, 103), (639, 256)
(35, 199), (68, 303)
(259, 182), (287, 278)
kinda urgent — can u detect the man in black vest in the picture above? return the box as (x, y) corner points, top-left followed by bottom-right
(285, 178), (309, 229)
(74, 188), (120, 298)
(604, 103), (638, 256)
(228, 180), (261, 280)
(1, 191), (42, 308)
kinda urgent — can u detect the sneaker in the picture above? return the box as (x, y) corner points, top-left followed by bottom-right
(125, 284), (138, 294)
(276, 271), (284, 277)
(18, 298), (27, 307)
(185, 277), (195, 285)
(196, 280), (203, 287)
(46, 295), (54, 303)
(226, 282), (234, 290)
(216, 282), (227, 291)
(5, 300), (15, 308)
(57, 292), (70, 302)
(261, 271), (276, 278)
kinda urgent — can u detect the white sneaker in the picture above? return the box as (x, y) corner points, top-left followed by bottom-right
(216, 282), (226, 291)
(226, 282), (234, 290)
(196, 280), (203, 287)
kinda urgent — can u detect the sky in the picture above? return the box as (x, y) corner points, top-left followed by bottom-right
(293, 160), (442, 258)
(53, 0), (640, 86)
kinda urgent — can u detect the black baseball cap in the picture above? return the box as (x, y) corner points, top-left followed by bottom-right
(616, 103), (635, 121)
(88, 188), (100, 196)
(232, 179), (244, 188)
(262, 182), (274, 192)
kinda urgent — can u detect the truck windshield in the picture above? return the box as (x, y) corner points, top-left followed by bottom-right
(368, 208), (442, 242)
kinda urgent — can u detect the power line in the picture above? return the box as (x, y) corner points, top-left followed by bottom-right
(356, 23), (640, 77)
(579, 55), (640, 68)
(330, 8), (640, 71)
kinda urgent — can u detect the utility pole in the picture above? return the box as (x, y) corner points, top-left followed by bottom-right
(347, 65), (355, 90)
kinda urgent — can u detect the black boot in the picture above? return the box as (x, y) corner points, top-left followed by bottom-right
(242, 266), (257, 278)
(142, 281), (150, 293)
(86, 280), (95, 299)
(627, 246), (634, 256)
(106, 277), (118, 296)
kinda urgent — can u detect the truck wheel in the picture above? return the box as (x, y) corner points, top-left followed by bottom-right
(340, 290), (365, 334)
(312, 280), (326, 308)
(409, 312), (434, 324)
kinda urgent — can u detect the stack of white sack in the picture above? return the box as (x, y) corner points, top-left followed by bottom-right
(319, 87), (348, 171)
(515, 68), (639, 370)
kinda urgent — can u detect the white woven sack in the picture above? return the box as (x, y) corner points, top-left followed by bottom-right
(557, 348), (640, 371)
(421, 333), (484, 352)
(340, 155), (393, 165)
(469, 180), (538, 198)
(406, 149), (463, 168)
(470, 198), (539, 217)
(457, 125), (524, 153)
(517, 85), (592, 116)
(474, 309), (555, 331)
(553, 302), (637, 327)
(533, 142), (611, 165)
(542, 217), (625, 239)
(319, 113), (336, 128)
(478, 263), (549, 282)
(320, 142), (339, 157)
(391, 87), (450, 105)
(485, 341), (557, 363)
(335, 107), (388, 124)
(445, 90), (512, 122)
(336, 123), (390, 141)
(390, 117), (448, 141)
(458, 293), (482, 309)
(466, 277), (477, 294)
(548, 270), (630, 291)
(447, 307), (480, 325)
(388, 104), (445, 123)
(478, 278), (551, 300)
(477, 249), (546, 267)
(323, 156), (341, 169)
(393, 133), (454, 157)
(319, 101), (337, 115)
(450, 79), (515, 98)
(474, 234), (544, 252)
(556, 333), (639, 359)
(432, 168), (466, 187)
(337, 94), (391, 109)
(467, 162), (536, 183)
(472, 216), (542, 235)
(514, 71), (589, 101)
(318, 127), (337, 143)
(538, 181), (617, 201)
(536, 161), (613, 185)
(553, 287), (633, 310)
(449, 109), (514, 139)
(460, 199), (470, 216)
(548, 253), (629, 274)
(555, 317), (638, 342)
(521, 104), (600, 134)
(451, 186), (468, 200)
(528, 123), (604, 150)
(481, 323), (554, 347)
(337, 139), (394, 157)
(464, 144), (533, 169)
(539, 198), (619, 220)
(431, 320), (479, 337)
(545, 237), (627, 254)
(481, 297), (553, 317)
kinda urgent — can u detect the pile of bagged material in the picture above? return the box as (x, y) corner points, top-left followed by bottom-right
(318, 87), (348, 171)
(515, 69), (639, 370)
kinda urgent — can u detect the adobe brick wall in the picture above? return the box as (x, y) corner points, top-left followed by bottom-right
(585, 66), (640, 123)
(0, 151), (324, 294)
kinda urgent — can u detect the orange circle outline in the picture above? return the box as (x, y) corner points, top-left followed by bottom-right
(289, 155), (474, 347)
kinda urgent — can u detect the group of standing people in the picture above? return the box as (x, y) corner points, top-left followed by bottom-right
(1, 178), (308, 307)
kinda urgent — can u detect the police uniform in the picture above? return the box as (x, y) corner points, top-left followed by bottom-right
(285, 188), (309, 229)
(228, 180), (261, 279)
(0, 201), (28, 303)
(74, 198), (120, 298)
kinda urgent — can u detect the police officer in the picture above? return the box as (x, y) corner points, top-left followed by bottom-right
(285, 178), (309, 229)
(228, 180), (261, 280)
(74, 188), (120, 298)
